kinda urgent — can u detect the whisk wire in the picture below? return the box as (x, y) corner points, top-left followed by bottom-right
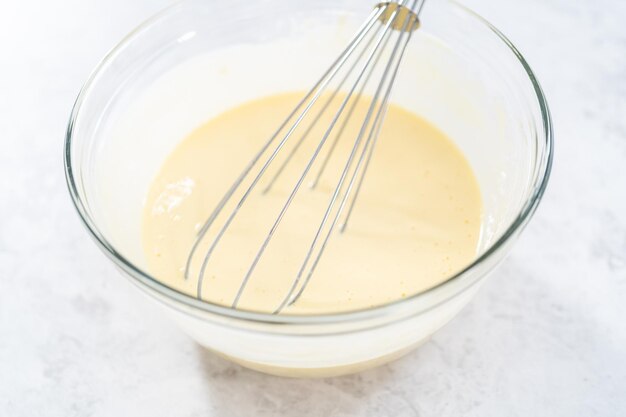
(307, 25), (391, 191)
(273, 6), (411, 313)
(282, 0), (420, 310)
(185, 1), (425, 310)
(194, 6), (386, 298)
(261, 20), (382, 195)
(232, 2), (404, 308)
(340, 10), (419, 231)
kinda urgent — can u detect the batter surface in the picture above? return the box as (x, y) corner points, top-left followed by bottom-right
(142, 92), (481, 314)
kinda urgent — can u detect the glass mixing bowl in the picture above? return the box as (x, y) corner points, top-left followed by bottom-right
(64, 0), (553, 377)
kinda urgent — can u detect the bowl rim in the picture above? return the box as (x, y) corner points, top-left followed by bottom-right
(64, 0), (553, 325)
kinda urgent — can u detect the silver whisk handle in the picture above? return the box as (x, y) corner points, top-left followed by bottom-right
(377, 0), (426, 31)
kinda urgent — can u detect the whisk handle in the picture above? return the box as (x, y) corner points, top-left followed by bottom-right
(377, 0), (425, 31)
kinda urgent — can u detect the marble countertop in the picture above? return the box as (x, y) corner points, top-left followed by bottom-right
(1, 0), (625, 415)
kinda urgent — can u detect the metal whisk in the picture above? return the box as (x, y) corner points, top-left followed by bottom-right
(186, 0), (425, 313)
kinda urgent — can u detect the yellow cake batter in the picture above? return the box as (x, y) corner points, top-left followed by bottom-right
(142, 92), (481, 314)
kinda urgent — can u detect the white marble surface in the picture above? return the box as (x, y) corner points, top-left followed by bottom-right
(1, 0), (625, 415)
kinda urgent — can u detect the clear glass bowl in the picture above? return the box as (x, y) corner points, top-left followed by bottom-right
(64, 0), (553, 377)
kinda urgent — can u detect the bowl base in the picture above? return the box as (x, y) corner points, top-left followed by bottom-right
(205, 337), (431, 378)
